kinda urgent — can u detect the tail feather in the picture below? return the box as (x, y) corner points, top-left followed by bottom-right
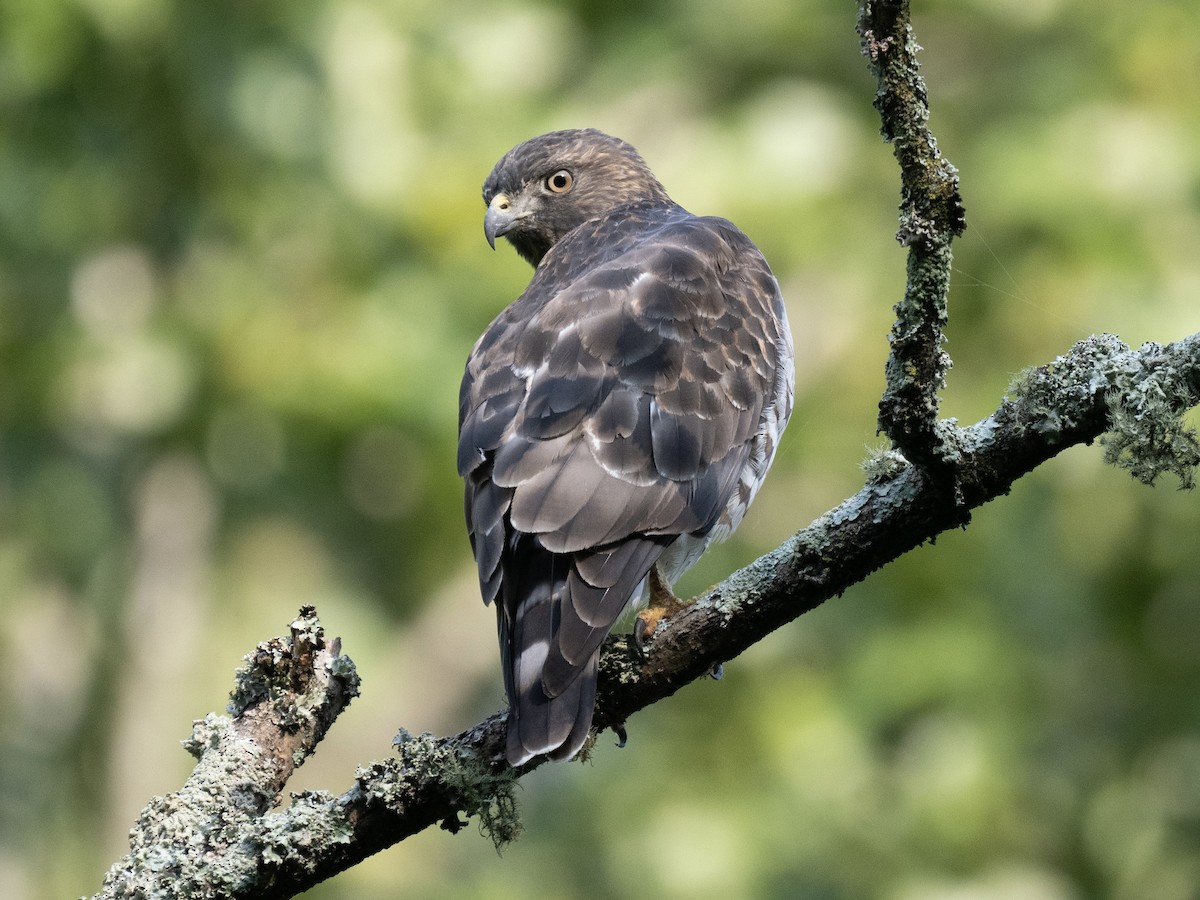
(507, 647), (598, 765)
(499, 534), (623, 765)
(504, 554), (601, 765)
(500, 532), (669, 766)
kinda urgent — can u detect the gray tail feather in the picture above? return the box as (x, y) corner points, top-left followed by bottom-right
(500, 533), (657, 766)
(506, 648), (598, 766)
(503, 555), (598, 765)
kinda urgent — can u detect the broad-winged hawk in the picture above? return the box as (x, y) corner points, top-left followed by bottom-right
(459, 129), (794, 765)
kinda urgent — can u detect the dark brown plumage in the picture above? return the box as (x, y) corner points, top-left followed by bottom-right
(460, 129), (794, 765)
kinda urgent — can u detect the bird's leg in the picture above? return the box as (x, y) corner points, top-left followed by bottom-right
(633, 565), (688, 658)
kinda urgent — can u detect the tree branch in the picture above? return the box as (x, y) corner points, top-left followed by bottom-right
(92, 332), (1200, 899)
(93, 609), (361, 899)
(858, 0), (967, 471)
(91, 1), (1200, 897)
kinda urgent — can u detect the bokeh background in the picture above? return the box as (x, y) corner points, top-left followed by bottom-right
(2, 0), (1199, 897)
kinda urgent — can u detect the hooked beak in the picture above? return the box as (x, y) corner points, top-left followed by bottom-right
(484, 193), (521, 250)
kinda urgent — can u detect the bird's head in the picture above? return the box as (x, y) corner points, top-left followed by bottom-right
(482, 129), (670, 267)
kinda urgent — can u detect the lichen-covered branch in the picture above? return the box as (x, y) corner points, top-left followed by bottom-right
(857, 0), (967, 469)
(594, 334), (1200, 730)
(92, 609), (360, 900)
(100, 332), (1198, 900)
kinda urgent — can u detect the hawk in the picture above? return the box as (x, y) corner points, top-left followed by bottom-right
(459, 129), (794, 766)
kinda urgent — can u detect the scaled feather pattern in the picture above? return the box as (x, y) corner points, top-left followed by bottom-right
(459, 129), (794, 765)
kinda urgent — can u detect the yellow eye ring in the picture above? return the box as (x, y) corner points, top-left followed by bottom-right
(545, 170), (573, 193)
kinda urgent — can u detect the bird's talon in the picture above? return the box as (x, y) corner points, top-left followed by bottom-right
(614, 722), (628, 748)
(633, 605), (666, 660)
(632, 617), (648, 661)
(710, 662), (724, 680)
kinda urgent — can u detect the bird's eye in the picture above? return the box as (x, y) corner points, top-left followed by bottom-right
(545, 170), (573, 193)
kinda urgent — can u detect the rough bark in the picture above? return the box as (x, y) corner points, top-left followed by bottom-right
(859, 0), (967, 472)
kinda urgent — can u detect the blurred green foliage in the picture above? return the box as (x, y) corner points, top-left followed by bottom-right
(0, 0), (1198, 897)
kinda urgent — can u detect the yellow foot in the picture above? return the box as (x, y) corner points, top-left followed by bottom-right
(633, 566), (688, 658)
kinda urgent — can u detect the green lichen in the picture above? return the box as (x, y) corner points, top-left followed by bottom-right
(256, 791), (353, 870)
(1100, 343), (1200, 488)
(1003, 334), (1131, 438)
(443, 753), (524, 850)
(99, 717), (273, 898)
(1005, 335), (1199, 487)
(861, 443), (909, 484)
(374, 730), (524, 851)
(180, 712), (231, 760)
